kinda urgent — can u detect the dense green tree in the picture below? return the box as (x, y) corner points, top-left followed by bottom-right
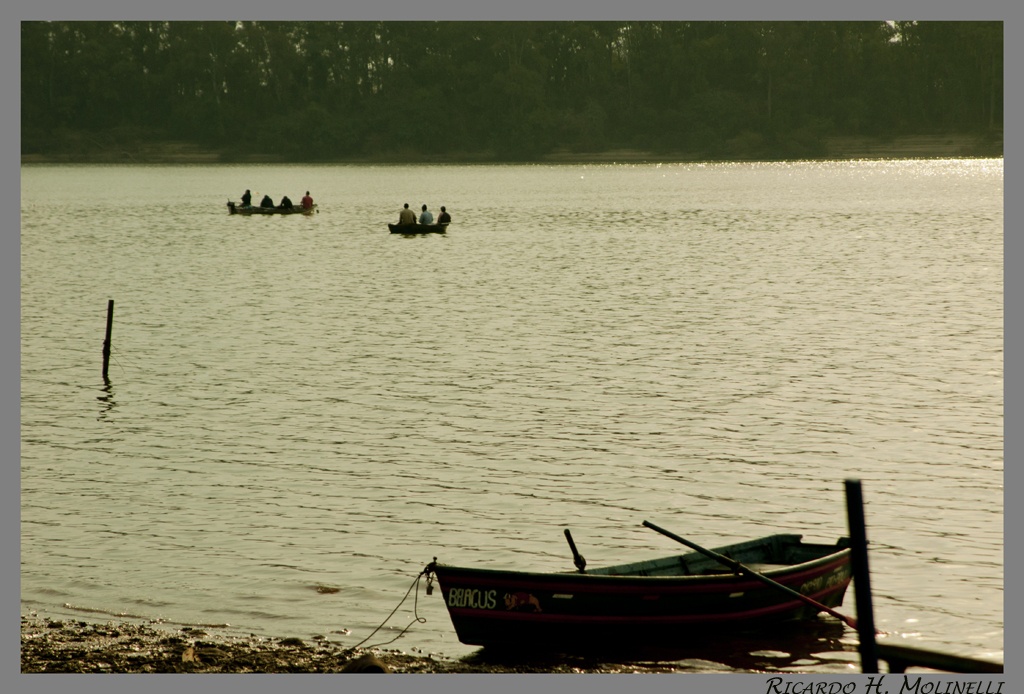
(21, 20), (1003, 161)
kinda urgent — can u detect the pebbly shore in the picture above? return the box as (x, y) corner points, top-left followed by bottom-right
(19, 616), (712, 674)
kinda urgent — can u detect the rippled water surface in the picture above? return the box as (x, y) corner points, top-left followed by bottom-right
(21, 160), (1003, 671)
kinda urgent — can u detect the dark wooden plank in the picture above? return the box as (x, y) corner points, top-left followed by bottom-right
(876, 643), (1003, 674)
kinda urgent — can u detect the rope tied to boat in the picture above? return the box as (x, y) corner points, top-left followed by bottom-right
(351, 561), (435, 650)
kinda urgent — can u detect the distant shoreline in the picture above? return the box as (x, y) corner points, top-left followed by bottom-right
(20, 134), (1002, 165)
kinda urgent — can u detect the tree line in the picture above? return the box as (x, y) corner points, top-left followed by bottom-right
(21, 21), (1003, 161)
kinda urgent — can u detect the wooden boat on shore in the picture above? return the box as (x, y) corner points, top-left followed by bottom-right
(424, 530), (852, 650)
(227, 201), (317, 215)
(389, 222), (448, 234)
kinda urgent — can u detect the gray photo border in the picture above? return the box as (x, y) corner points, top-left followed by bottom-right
(6, 1), (1016, 693)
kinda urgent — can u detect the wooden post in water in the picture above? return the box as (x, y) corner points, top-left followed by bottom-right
(102, 299), (114, 382)
(845, 478), (879, 673)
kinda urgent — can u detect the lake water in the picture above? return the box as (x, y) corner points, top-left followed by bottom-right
(20, 159), (1003, 672)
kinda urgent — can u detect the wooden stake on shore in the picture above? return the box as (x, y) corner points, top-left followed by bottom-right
(845, 479), (879, 673)
(102, 299), (114, 382)
(844, 478), (1003, 674)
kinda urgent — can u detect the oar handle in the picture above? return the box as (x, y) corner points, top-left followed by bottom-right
(564, 529), (586, 573)
(642, 520), (860, 630)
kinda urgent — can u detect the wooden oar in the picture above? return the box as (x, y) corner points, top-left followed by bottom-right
(563, 529), (587, 573)
(642, 520), (860, 630)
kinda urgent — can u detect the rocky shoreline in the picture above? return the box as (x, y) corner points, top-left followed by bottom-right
(19, 616), (716, 674)
(19, 134), (1002, 165)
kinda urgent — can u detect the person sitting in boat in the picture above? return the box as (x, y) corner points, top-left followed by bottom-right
(419, 204), (434, 225)
(278, 195), (294, 209)
(437, 206), (451, 225)
(398, 203), (416, 225)
(301, 191), (314, 210)
(260, 194), (274, 208)
(241, 189), (252, 207)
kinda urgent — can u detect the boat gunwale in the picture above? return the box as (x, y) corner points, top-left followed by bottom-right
(432, 554), (850, 596)
(388, 222), (449, 233)
(443, 580), (851, 625)
(227, 201), (317, 215)
(430, 534), (850, 588)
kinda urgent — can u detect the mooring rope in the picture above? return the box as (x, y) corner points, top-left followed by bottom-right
(352, 568), (430, 650)
(106, 348), (127, 377)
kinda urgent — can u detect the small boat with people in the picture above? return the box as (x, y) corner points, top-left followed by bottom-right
(227, 200), (317, 215)
(423, 522), (853, 651)
(388, 222), (449, 234)
(390, 203), (451, 233)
